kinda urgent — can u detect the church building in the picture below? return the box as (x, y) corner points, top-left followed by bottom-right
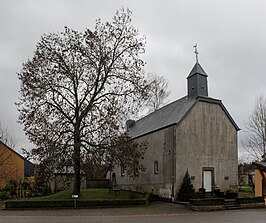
(114, 59), (240, 199)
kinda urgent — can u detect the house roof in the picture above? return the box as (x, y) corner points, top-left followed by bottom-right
(24, 159), (35, 177)
(252, 162), (266, 172)
(0, 140), (24, 160)
(128, 96), (240, 138)
(128, 62), (240, 138)
(0, 140), (35, 176)
(128, 96), (194, 138)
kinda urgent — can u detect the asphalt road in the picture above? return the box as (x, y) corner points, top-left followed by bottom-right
(1, 202), (266, 223)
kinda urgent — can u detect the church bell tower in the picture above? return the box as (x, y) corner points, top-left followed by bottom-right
(187, 45), (208, 98)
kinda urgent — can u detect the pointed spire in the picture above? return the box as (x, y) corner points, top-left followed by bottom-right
(187, 62), (208, 78)
(187, 46), (208, 98)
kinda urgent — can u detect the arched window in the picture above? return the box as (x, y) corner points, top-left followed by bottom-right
(121, 165), (125, 177)
(154, 161), (159, 174)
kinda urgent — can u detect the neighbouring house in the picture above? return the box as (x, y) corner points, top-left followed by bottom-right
(24, 159), (35, 177)
(114, 61), (240, 199)
(51, 167), (87, 193)
(252, 162), (266, 197)
(0, 140), (34, 187)
(51, 166), (109, 193)
(238, 163), (255, 188)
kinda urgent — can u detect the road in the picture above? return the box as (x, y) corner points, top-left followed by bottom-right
(1, 202), (266, 223)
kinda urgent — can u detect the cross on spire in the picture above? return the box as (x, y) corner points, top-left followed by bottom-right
(193, 44), (199, 63)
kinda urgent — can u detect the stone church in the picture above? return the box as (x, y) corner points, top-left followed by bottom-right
(114, 61), (239, 199)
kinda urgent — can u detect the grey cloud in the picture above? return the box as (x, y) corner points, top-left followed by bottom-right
(1, 0), (266, 159)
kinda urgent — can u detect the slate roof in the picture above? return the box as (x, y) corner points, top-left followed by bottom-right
(128, 96), (240, 138)
(24, 159), (35, 177)
(187, 62), (208, 78)
(128, 96), (195, 138)
(128, 62), (240, 138)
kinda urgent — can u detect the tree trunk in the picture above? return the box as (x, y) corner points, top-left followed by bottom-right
(73, 128), (81, 194)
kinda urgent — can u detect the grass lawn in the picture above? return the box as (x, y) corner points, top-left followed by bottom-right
(238, 191), (255, 198)
(238, 186), (255, 198)
(31, 188), (145, 201)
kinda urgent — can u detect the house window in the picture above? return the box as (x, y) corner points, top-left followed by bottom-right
(154, 161), (159, 174)
(121, 165), (125, 177)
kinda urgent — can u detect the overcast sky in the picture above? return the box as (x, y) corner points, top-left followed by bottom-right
(1, 0), (266, 160)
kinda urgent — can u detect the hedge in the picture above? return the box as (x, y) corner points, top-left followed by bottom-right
(5, 193), (151, 209)
(189, 198), (225, 206)
(236, 197), (265, 204)
(5, 200), (73, 209)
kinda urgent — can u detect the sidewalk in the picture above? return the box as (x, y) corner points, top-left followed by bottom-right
(0, 201), (193, 216)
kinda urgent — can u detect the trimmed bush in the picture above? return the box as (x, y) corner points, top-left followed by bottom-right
(236, 197), (264, 204)
(190, 198), (225, 206)
(0, 190), (8, 200)
(5, 200), (73, 208)
(225, 191), (237, 199)
(5, 198), (148, 209)
(5, 192), (151, 209)
(78, 199), (147, 207)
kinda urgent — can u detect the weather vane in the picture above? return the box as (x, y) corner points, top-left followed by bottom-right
(193, 44), (199, 63)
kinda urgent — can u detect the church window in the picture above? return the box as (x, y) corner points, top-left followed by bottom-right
(121, 165), (125, 176)
(154, 161), (159, 174)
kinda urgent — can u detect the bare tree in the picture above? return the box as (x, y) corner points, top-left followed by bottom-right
(105, 133), (147, 177)
(0, 121), (17, 149)
(0, 121), (17, 167)
(17, 8), (149, 193)
(0, 141), (13, 178)
(145, 73), (170, 113)
(242, 95), (266, 161)
(0, 122), (19, 183)
(83, 133), (147, 180)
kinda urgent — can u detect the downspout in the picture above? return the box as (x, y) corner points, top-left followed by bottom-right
(172, 125), (177, 200)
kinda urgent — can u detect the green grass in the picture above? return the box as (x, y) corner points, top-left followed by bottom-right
(238, 191), (255, 198)
(30, 188), (144, 201)
(79, 189), (144, 200)
(239, 186), (253, 192)
(238, 186), (255, 198)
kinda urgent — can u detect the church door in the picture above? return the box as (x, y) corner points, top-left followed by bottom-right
(203, 170), (213, 192)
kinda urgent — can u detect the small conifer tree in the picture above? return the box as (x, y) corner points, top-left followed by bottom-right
(177, 169), (195, 201)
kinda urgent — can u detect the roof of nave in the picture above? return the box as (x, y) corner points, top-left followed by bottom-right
(127, 95), (240, 138)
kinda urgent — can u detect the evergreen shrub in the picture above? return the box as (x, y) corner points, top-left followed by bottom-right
(177, 170), (195, 201)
